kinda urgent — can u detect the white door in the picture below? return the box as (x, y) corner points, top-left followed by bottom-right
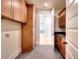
(66, 0), (78, 59)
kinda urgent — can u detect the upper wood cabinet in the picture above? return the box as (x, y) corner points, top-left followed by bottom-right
(13, 0), (21, 22)
(1, 0), (27, 23)
(21, 0), (27, 22)
(1, 0), (13, 18)
(58, 8), (66, 28)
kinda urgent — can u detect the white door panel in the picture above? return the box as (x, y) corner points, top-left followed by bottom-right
(67, 30), (78, 48)
(67, 16), (78, 29)
(66, 0), (78, 59)
(66, 0), (78, 20)
(66, 41), (78, 59)
(66, 48), (74, 59)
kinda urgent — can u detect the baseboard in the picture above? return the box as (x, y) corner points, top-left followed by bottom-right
(8, 49), (21, 59)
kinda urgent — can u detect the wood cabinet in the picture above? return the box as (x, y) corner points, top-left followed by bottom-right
(21, 0), (27, 22)
(1, 0), (13, 18)
(21, 5), (37, 52)
(13, 0), (27, 23)
(1, 0), (27, 23)
(55, 34), (66, 58)
(61, 38), (66, 57)
(21, 4), (35, 52)
(59, 8), (66, 28)
(13, 0), (21, 22)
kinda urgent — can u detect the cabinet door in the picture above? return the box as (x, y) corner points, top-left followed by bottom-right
(59, 16), (62, 27)
(59, 10), (66, 27)
(61, 38), (66, 57)
(21, 5), (33, 52)
(2, 0), (27, 23)
(13, 0), (21, 21)
(21, 0), (27, 23)
(56, 35), (62, 49)
(59, 15), (63, 27)
(1, 0), (13, 18)
(63, 11), (66, 27)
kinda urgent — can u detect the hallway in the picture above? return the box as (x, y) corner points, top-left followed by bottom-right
(16, 33), (63, 59)
(1, 0), (78, 59)
(16, 45), (64, 59)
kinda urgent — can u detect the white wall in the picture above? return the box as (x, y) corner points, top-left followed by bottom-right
(1, 19), (21, 59)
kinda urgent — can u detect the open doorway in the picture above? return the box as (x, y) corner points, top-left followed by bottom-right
(38, 10), (54, 45)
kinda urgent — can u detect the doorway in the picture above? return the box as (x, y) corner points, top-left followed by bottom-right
(37, 10), (54, 47)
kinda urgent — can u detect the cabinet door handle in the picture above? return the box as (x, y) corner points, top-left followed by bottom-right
(63, 42), (67, 44)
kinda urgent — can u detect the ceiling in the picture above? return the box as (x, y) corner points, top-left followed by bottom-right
(26, 0), (66, 10)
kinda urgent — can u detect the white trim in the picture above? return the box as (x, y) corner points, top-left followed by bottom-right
(67, 29), (78, 32)
(8, 49), (21, 59)
(67, 40), (78, 52)
(66, 48), (74, 59)
(67, 13), (78, 21)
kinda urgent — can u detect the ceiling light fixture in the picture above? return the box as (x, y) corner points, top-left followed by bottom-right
(44, 3), (48, 7)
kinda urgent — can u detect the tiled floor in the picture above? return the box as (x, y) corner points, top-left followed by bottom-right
(16, 45), (64, 59)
